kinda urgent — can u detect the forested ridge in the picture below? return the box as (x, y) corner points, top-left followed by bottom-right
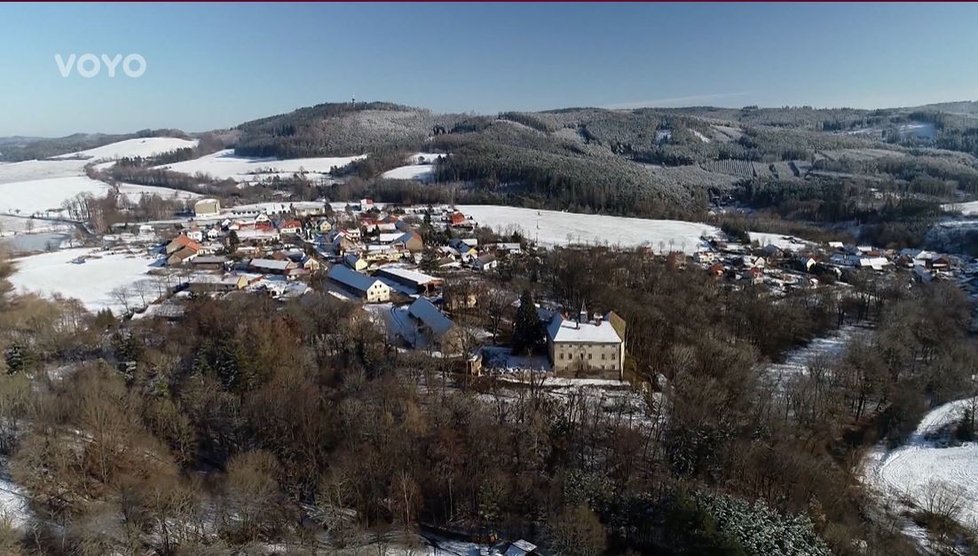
(215, 100), (978, 228)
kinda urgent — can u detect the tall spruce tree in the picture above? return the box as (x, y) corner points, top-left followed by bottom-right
(512, 289), (543, 356)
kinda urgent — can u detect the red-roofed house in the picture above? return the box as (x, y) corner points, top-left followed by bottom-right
(165, 235), (202, 256)
(448, 212), (467, 227)
(278, 219), (302, 235)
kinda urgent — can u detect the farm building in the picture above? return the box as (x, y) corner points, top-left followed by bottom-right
(247, 258), (297, 275)
(194, 198), (221, 218)
(189, 255), (230, 272)
(165, 235), (201, 256)
(327, 265), (391, 303)
(375, 266), (443, 295)
(407, 298), (465, 352)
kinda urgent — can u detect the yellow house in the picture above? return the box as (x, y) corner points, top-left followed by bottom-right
(547, 311), (625, 377)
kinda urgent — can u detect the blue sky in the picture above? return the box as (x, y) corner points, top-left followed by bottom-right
(1, 3), (977, 137)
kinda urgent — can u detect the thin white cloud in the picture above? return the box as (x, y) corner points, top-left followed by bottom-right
(604, 92), (752, 110)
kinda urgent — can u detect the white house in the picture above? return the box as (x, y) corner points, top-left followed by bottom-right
(473, 253), (498, 272)
(185, 228), (204, 243)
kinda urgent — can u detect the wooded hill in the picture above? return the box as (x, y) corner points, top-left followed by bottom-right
(11, 99), (978, 230)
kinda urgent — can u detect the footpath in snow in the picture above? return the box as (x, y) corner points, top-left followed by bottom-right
(863, 396), (978, 529)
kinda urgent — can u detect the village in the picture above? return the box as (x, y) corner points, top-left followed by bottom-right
(52, 193), (978, 381)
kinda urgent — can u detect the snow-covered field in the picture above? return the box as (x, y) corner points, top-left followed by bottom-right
(0, 137), (198, 221)
(944, 201), (978, 216)
(0, 159), (87, 185)
(380, 153), (446, 182)
(0, 176), (112, 216)
(864, 396), (978, 529)
(53, 137), (197, 160)
(381, 164), (435, 181)
(117, 182), (200, 203)
(0, 215), (73, 237)
(9, 247), (161, 312)
(749, 231), (816, 252)
(457, 205), (717, 254)
(155, 149), (364, 184)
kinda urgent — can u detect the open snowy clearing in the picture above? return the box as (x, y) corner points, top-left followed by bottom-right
(0, 159), (88, 185)
(749, 231), (817, 252)
(52, 137), (197, 160)
(1, 138), (205, 218)
(408, 153), (446, 165)
(457, 205), (717, 254)
(0, 176), (112, 217)
(944, 201), (978, 216)
(0, 215), (73, 237)
(117, 182), (200, 202)
(0, 155), (195, 220)
(381, 152), (446, 182)
(155, 149), (365, 183)
(382, 164), (435, 182)
(9, 247), (161, 312)
(863, 396), (978, 529)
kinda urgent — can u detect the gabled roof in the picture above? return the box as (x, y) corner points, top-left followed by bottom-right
(399, 231), (421, 243)
(408, 298), (454, 337)
(328, 265), (386, 294)
(378, 232), (405, 243)
(249, 258), (294, 271)
(169, 235), (201, 252)
(169, 246), (198, 261)
(505, 540), (538, 556)
(190, 255), (228, 265)
(376, 266), (440, 286)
